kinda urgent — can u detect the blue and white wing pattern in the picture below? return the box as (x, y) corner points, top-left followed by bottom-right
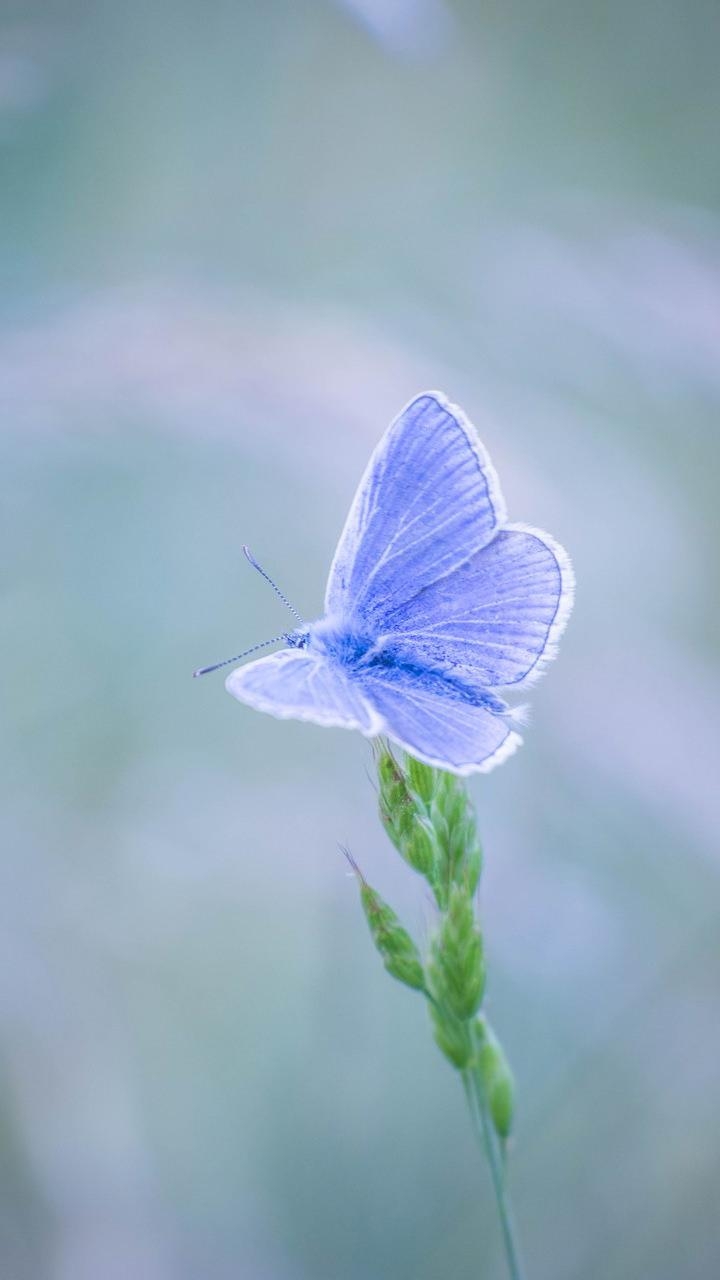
(358, 664), (522, 776)
(225, 390), (574, 775)
(325, 392), (506, 626)
(376, 523), (574, 691)
(226, 650), (380, 734)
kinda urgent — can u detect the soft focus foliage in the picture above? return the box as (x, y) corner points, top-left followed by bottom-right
(1, 4), (719, 1279)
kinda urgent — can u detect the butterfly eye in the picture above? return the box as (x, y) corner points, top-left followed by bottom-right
(286, 630), (310, 651)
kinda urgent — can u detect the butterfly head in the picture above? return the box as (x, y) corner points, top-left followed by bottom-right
(286, 628), (311, 650)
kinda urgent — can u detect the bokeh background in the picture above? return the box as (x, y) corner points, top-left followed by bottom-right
(2, 3), (719, 1278)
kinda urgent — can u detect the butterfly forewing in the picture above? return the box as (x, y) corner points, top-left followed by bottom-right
(325, 392), (506, 627)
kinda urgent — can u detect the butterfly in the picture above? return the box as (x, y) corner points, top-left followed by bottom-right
(206, 392), (574, 776)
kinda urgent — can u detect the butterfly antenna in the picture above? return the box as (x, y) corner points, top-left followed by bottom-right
(193, 633), (289, 678)
(243, 545), (305, 625)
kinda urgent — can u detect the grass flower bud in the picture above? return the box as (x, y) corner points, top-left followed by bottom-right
(404, 819), (435, 877)
(377, 747), (417, 852)
(344, 848), (426, 993)
(406, 755), (437, 805)
(423, 771), (483, 907)
(477, 1024), (515, 1140)
(377, 747), (438, 879)
(429, 883), (485, 1021)
(360, 881), (426, 991)
(429, 1001), (472, 1070)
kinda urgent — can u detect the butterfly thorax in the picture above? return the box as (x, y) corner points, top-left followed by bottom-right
(302, 616), (378, 666)
(306, 615), (427, 672)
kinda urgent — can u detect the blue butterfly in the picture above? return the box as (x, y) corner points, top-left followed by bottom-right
(210, 392), (574, 775)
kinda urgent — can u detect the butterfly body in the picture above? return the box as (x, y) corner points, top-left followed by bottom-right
(226, 392), (574, 775)
(301, 615), (375, 664)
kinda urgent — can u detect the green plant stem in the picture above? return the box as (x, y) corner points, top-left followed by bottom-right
(462, 1064), (526, 1280)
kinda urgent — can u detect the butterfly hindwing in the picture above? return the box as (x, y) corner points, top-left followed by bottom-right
(376, 524), (574, 691)
(357, 664), (522, 775)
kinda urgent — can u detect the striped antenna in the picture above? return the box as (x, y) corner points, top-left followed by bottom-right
(193, 633), (288, 678)
(243, 545), (304, 624)
(193, 547), (303, 678)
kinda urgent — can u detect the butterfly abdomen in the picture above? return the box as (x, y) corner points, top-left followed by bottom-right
(370, 657), (508, 716)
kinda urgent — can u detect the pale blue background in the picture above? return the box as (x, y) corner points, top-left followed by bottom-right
(1, 4), (719, 1278)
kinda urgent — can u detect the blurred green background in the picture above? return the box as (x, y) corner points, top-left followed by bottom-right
(2, 3), (719, 1278)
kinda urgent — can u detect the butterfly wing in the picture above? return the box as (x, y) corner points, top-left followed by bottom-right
(375, 523), (575, 691)
(226, 649), (381, 733)
(226, 391), (572, 775)
(357, 665), (522, 775)
(325, 391), (506, 626)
